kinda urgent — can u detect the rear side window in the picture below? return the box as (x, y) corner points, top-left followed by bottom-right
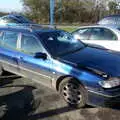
(89, 28), (117, 40)
(2, 31), (18, 49)
(1, 17), (19, 23)
(21, 34), (43, 55)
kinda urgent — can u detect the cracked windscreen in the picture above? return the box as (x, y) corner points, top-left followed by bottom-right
(38, 31), (85, 57)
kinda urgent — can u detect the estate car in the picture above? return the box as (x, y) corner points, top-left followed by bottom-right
(0, 25), (120, 108)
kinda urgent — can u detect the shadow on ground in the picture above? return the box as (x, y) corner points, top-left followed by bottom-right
(0, 74), (40, 120)
(0, 74), (120, 120)
(28, 105), (93, 120)
(0, 74), (93, 120)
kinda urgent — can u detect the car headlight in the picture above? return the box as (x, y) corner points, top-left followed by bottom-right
(99, 77), (120, 88)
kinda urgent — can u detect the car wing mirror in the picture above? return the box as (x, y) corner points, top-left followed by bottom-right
(34, 52), (47, 60)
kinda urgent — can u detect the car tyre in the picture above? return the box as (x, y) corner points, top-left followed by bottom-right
(59, 77), (87, 108)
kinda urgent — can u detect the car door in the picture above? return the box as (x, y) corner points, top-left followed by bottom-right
(0, 31), (20, 74)
(73, 28), (92, 41)
(18, 33), (53, 88)
(83, 27), (119, 51)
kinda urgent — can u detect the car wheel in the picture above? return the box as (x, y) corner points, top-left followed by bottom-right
(59, 77), (87, 108)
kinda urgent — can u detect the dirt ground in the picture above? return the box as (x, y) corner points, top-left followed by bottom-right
(0, 73), (120, 120)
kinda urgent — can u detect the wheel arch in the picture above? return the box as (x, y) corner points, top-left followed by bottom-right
(56, 75), (85, 91)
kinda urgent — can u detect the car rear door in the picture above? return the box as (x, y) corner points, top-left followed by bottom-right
(83, 27), (119, 51)
(0, 30), (20, 74)
(18, 33), (53, 88)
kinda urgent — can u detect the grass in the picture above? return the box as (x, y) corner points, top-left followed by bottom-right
(57, 26), (78, 32)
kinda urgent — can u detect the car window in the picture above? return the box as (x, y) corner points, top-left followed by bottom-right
(98, 16), (120, 25)
(2, 31), (18, 49)
(0, 32), (3, 44)
(21, 34), (43, 55)
(89, 28), (117, 40)
(73, 28), (92, 40)
(38, 31), (85, 57)
(0, 17), (19, 24)
(14, 16), (32, 23)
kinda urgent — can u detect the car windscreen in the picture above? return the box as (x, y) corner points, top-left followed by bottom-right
(15, 16), (33, 23)
(38, 31), (85, 57)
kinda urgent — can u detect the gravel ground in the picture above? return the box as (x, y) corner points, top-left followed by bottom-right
(0, 73), (120, 120)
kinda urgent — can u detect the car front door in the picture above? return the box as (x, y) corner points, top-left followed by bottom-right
(73, 28), (92, 41)
(0, 31), (20, 74)
(18, 33), (53, 88)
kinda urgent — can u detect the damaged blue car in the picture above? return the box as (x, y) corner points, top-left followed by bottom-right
(0, 25), (120, 108)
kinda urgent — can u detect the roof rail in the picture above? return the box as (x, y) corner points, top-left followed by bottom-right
(0, 23), (56, 32)
(21, 23), (56, 29)
(7, 23), (33, 32)
(0, 23), (32, 32)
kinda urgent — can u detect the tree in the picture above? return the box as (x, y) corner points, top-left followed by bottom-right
(21, 0), (50, 23)
(108, 1), (118, 14)
(0, 12), (9, 17)
(21, 0), (107, 24)
(55, 0), (96, 23)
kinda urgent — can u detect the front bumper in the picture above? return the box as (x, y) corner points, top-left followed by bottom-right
(87, 87), (120, 107)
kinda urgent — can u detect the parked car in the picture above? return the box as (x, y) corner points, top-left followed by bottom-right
(0, 25), (120, 108)
(0, 14), (56, 29)
(72, 25), (120, 52)
(0, 14), (33, 25)
(98, 15), (120, 25)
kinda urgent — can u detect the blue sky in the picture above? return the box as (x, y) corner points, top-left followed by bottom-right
(0, 0), (23, 12)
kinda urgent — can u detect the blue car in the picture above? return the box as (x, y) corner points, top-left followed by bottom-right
(0, 25), (120, 108)
(0, 14), (33, 25)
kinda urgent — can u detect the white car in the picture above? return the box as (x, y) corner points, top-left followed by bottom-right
(72, 25), (120, 52)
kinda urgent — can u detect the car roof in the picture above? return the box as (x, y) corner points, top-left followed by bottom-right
(0, 24), (59, 34)
(77, 24), (120, 30)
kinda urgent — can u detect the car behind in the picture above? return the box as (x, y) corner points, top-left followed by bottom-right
(72, 25), (120, 52)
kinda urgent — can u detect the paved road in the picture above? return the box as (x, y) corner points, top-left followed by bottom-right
(0, 73), (120, 120)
